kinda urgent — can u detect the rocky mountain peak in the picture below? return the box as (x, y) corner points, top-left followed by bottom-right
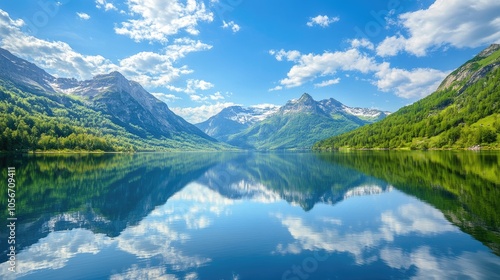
(281, 93), (323, 115)
(298, 93), (314, 103)
(477, 44), (500, 58)
(438, 44), (500, 91)
(0, 47), (56, 93)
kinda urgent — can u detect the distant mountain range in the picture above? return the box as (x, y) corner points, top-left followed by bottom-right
(197, 93), (390, 149)
(195, 104), (279, 143)
(0, 47), (224, 151)
(314, 44), (500, 150)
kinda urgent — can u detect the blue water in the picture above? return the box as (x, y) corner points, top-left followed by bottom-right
(0, 151), (499, 279)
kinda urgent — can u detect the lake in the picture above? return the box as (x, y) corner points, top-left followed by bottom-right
(0, 151), (499, 279)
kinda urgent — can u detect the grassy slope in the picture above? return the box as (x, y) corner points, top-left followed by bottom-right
(0, 80), (228, 152)
(314, 52), (500, 150)
(229, 112), (360, 150)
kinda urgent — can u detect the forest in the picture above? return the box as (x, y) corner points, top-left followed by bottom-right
(314, 67), (500, 150)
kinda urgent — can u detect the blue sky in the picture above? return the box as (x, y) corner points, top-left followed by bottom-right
(0, 0), (499, 123)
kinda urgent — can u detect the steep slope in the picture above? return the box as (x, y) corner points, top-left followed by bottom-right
(54, 72), (211, 140)
(195, 105), (279, 142)
(0, 48), (56, 93)
(227, 93), (388, 149)
(314, 44), (500, 150)
(0, 48), (224, 151)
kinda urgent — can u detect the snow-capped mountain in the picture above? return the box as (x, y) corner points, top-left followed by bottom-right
(53, 71), (212, 139)
(202, 93), (390, 149)
(0, 48), (56, 93)
(317, 95), (390, 123)
(0, 47), (218, 149)
(195, 104), (279, 142)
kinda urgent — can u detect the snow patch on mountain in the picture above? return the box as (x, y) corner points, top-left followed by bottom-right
(342, 106), (391, 118)
(226, 105), (280, 125)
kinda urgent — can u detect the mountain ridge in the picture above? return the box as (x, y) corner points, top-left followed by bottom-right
(0, 47), (224, 151)
(314, 44), (500, 150)
(223, 93), (390, 150)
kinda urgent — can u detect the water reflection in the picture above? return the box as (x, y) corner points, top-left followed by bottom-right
(0, 151), (498, 279)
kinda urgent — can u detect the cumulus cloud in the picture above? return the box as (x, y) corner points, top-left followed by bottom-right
(152, 92), (182, 104)
(314, 78), (341, 88)
(118, 39), (211, 87)
(0, 10), (212, 88)
(76, 12), (91, 20)
(0, 10), (114, 80)
(0, 10), (211, 88)
(165, 37), (212, 61)
(273, 201), (459, 265)
(269, 49), (301, 62)
(271, 48), (378, 88)
(171, 102), (239, 123)
(115, 0), (214, 43)
(306, 15), (340, 27)
(376, 0), (500, 57)
(268, 85), (283, 92)
(95, 0), (118, 11)
(270, 46), (449, 98)
(210, 91), (225, 100)
(167, 79), (214, 94)
(222, 20), (240, 33)
(349, 38), (375, 50)
(374, 63), (450, 98)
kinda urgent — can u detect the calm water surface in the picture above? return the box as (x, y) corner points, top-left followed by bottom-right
(0, 151), (499, 279)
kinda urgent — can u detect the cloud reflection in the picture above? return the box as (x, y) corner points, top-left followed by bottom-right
(0, 182), (237, 278)
(272, 196), (500, 278)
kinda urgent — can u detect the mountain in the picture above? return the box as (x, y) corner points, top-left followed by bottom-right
(53, 71), (211, 139)
(0, 48), (56, 93)
(198, 152), (393, 211)
(314, 44), (500, 150)
(195, 105), (279, 142)
(0, 48), (224, 151)
(225, 93), (389, 149)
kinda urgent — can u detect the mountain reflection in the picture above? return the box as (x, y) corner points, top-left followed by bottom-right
(198, 152), (393, 210)
(0, 151), (498, 279)
(317, 151), (500, 255)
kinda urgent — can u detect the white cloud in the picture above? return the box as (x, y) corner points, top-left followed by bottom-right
(165, 37), (212, 61)
(376, 0), (500, 57)
(376, 35), (407, 57)
(116, 39), (211, 87)
(268, 85), (283, 92)
(189, 94), (208, 102)
(272, 48), (378, 88)
(209, 91), (224, 100)
(115, 0), (214, 43)
(273, 201), (459, 265)
(166, 79), (214, 96)
(152, 92), (182, 104)
(306, 15), (340, 28)
(76, 12), (91, 20)
(0, 9), (212, 89)
(171, 102), (239, 123)
(118, 51), (192, 87)
(314, 78), (341, 88)
(349, 38), (375, 50)
(270, 45), (449, 98)
(95, 0), (118, 11)
(374, 63), (450, 98)
(0, 10), (114, 80)
(269, 49), (301, 62)
(110, 265), (178, 280)
(222, 20), (240, 33)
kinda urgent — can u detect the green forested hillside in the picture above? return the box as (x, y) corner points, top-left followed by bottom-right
(228, 112), (360, 150)
(318, 151), (500, 255)
(0, 81), (225, 152)
(314, 46), (500, 150)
